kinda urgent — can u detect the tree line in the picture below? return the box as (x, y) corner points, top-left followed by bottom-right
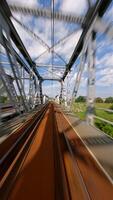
(75, 96), (113, 103)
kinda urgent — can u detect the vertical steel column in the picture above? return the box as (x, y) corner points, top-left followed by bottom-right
(22, 66), (25, 92)
(59, 80), (63, 104)
(72, 52), (87, 99)
(86, 32), (96, 125)
(70, 49), (87, 111)
(29, 69), (34, 108)
(70, 16), (97, 111)
(34, 78), (40, 106)
(39, 80), (43, 104)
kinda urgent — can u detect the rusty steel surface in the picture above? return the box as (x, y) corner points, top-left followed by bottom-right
(7, 103), (69, 200)
(0, 103), (113, 200)
(0, 103), (48, 198)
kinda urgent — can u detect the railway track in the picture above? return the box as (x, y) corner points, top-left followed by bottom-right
(0, 102), (113, 199)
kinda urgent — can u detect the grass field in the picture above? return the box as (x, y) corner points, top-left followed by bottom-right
(71, 102), (113, 137)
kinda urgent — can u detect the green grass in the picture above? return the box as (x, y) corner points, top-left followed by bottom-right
(95, 103), (112, 109)
(72, 102), (113, 121)
(71, 102), (86, 120)
(95, 109), (113, 122)
(72, 102), (113, 137)
(75, 111), (86, 120)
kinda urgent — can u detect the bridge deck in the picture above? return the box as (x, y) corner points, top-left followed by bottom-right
(0, 103), (113, 200)
(61, 106), (113, 180)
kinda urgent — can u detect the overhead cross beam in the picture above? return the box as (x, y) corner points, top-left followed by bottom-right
(34, 27), (81, 61)
(9, 4), (84, 25)
(12, 16), (67, 65)
(42, 78), (61, 82)
(36, 63), (65, 68)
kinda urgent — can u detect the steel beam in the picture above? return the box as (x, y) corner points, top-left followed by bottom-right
(42, 78), (61, 82)
(3, 37), (31, 75)
(59, 81), (63, 104)
(34, 27), (81, 61)
(36, 63), (65, 68)
(9, 4), (84, 25)
(71, 17), (97, 104)
(12, 16), (66, 65)
(86, 32), (96, 125)
(39, 80), (43, 104)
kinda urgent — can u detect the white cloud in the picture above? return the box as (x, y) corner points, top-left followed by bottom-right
(42, 82), (61, 97)
(60, 0), (87, 15)
(55, 29), (82, 62)
(7, 0), (38, 7)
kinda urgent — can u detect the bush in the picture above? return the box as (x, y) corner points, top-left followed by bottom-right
(95, 120), (113, 137)
(105, 97), (113, 103)
(75, 96), (86, 102)
(110, 104), (113, 110)
(95, 97), (103, 103)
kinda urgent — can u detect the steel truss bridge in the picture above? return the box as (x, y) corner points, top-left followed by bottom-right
(0, 0), (113, 199)
(0, 0), (113, 120)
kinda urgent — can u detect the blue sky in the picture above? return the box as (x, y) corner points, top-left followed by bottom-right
(6, 0), (113, 98)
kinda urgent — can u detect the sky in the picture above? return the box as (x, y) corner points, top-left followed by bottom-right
(5, 0), (113, 98)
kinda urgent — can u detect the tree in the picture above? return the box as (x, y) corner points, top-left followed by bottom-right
(95, 97), (103, 103)
(75, 96), (86, 102)
(105, 97), (113, 103)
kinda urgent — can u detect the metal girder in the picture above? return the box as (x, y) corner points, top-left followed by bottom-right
(9, 2), (113, 42)
(0, 0), (42, 80)
(12, 16), (67, 65)
(39, 80), (43, 104)
(86, 32), (96, 125)
(12, 16), (49, 50)
(72, 48), (87, 99)
(4, 37), (30, 75)
(3, 37), (38, 88)
(87, 0), (92, 8)
(62, 0), (112, 81)
(9, 4), (84, 25)
(44, 69), (62, 78)
(42, 78), (61, 82)
(34, 27), (81, 61)
(71, 24), (93, 104)
(36, 63), (65, 68)
(59, 81), (63, 103)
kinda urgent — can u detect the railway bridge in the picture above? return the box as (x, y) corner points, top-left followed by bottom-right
(0, 0), (113, 199)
